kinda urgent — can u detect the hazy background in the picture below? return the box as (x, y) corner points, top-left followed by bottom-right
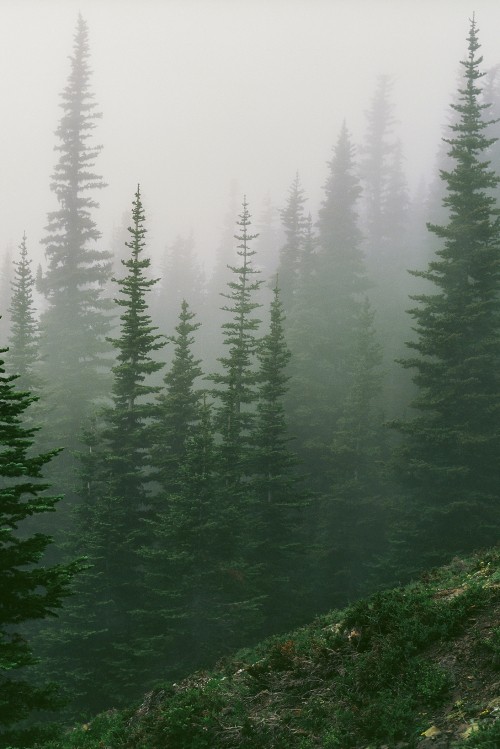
(1, 0), (500, 273)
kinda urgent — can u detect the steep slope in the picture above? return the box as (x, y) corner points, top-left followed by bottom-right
(39, 549), (500, 749)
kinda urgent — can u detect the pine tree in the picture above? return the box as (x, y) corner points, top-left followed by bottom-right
(207, 197), (265, 646)
(211, 198), (263, 479)
(287, 124), (368, 489)
(152, 299), (203, 495)
(82, 184), (164, 702)
(322, 299), (389, 604)
(276, 173), (308, 313)
(253, 281), (308, 633)
(360, 77), (412, 418)
(152, 235), (205, 369)
(0, 342), (80, 747)
(394, 17), (500, 570)
(37, 187), (165, 717)
(254, 194), (281, 284)
(39, 14), (112, 454)
(8, 234), (40, 394)
(144, 216), (268, 675)
(142, 397), (228, 679)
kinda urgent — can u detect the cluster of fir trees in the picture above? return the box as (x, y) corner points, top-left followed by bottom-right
(29, 188), (308, 721)
(3, 12), (500, 740)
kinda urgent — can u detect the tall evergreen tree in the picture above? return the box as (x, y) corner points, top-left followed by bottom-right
(360, 76), (412, 418)
(211, 198), (263, 479)
(0, 342), (80, 747)
(287, 124), (368, 490)
(151, 235), (205, 369)
(8, 234), (40, 393)
(253, 281), (308, 633)
(204, 180), (239, 373)
(143, 397), (234, 679)
(152, 299), (203, 496)
(38, 14), (112, 454)
(145, 204), (267, 679)
(394, 17), (500, 570)
(254, 194), (281, 285)
(37, 187), (164, 717)
(322, 299), (388, 604)
(276, 173), (308, 313)
(207, 198), (265, 645)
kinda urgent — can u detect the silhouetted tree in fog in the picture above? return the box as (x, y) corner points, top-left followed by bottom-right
(0, 344), (80, 747)
(38, 14), (112, 456)
(276, 172), (308, 314)
(286, 123), (369, 492)
(252, 281), (308, 633)
(394, 18), (500, 571)
(8, 234), (40, 393)
(38, 187), (164, 716)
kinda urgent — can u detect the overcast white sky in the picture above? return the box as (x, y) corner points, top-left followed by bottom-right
(0, 0), (500, 272)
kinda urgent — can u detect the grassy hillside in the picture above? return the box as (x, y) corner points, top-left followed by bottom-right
(38, 548), (500, 749)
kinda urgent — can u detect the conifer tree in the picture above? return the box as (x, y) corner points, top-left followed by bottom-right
(82, 185), (164, 700)
(0, 342), (80, 747)
(211, 198), (263, 479)
(322, 299), (388, 603)
(152, 299), (203, 496)
(287, 124), (368, 490)
(207, 198), (265, 645)
(143, 397), (226, 679)
(38, 14), (112, 454)
(145, 223), (268, 677)
(361, 75), (398, 254)
(254, 194), (281, 286)
(276, 173), (308, 313)
(394, 17), (500, 569)
(253, 282), (308, 632)
(152, 236), (205, 369)
(37, 187), (164, 717)
(8, 234), (40, 393)
(361, 76), (412, 417)
(204, 180), (240, 371)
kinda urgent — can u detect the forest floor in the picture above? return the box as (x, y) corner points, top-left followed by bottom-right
(39, 549), (500, 749)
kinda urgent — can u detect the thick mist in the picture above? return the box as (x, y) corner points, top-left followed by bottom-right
(0, 0), (499, 274)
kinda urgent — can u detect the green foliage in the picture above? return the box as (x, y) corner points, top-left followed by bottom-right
(457, 721), (500, 748)
(152, 299), (203, 496)
(35, 187), (165, 719)
(276, 172), (308, 312)
(8, 234), (40, 393)
(210, 196), (262, 477)
(393, 18), (500, 571)
(286, 123), (369, 493)
(0, 344), (81, 746)
(38, 14), (112, 457)
(252, 282), (309, 633)
(320, 297), (390, 603)
(36, 550), (500, 749)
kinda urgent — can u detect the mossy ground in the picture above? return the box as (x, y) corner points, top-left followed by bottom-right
(37, 548), (500, 749)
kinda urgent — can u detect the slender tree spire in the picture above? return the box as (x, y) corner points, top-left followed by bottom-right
(211, 196), (262, 478)
(394, 16), (500, 568)
(39, 14), (112, 452)
(8, 233), (40, 392)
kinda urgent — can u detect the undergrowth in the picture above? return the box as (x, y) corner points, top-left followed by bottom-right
(37, 548), (500, 749)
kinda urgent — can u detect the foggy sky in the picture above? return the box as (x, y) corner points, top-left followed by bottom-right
(1, 0), (500, 274)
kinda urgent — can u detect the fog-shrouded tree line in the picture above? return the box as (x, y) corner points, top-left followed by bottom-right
(2, 12), (500, 744)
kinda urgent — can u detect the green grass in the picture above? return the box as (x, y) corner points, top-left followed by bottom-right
(37, 548), (500, 749)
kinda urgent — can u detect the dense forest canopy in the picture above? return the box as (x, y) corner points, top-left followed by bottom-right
(1, 2), (500, 745)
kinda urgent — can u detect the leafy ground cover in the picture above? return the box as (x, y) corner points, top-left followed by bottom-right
(38, 548), (500, 749)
